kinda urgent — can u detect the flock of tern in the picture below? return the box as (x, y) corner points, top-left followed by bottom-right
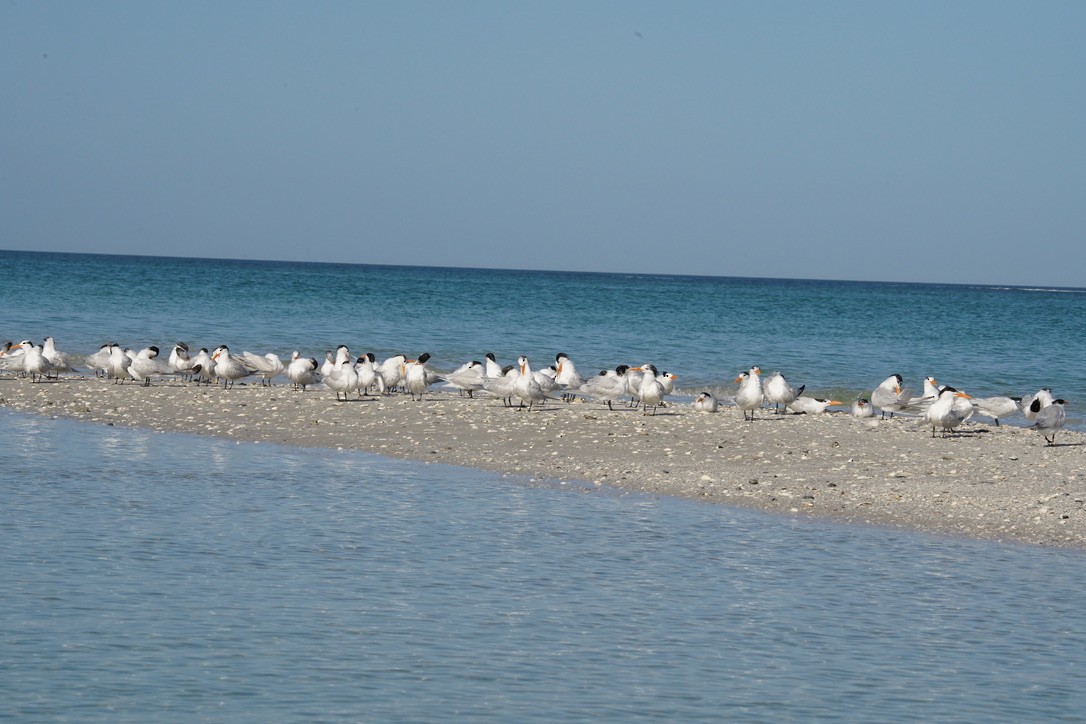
(0, 338), (1069, 446)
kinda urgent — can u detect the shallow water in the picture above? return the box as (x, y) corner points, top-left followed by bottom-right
(3, 410), (1085, 721)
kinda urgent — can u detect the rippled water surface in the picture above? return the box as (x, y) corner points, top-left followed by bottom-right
(3, 410), (1085, 721)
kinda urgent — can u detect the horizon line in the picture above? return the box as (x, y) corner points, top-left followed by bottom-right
(2, 247), (1082, 292)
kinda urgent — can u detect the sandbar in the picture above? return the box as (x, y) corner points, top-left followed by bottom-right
(2, 377), (1084, 549)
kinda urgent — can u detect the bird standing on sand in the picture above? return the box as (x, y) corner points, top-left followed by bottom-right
(287, 351), (319, 391)
(764, 371), (804, 413)
(971, 396), (1021, 426)
(324, 348), (360, 401)
(16, 341), (53, 382)
(241, 351), (285, 386)
(378, 354), (408, 393)
(85, 343), (113, 377)
(191, 348), (216, 385)
(555, 352), (585, 401)
(355, 353), (384, 395)
(513, 355), (547, 410)
(580, 365), (631, 411)
(42, 336), (78, 377)
(211, 346), (252, 388)
(405, 352), (439, 401)
(442, 360), (485, 398)
(632, 363), (666, 416)
(482, 364), (518, 406)
(1032, 399), (1067, 445)
(107, 345), (132, 383)
(1021, 388), (1055, 421)
(925, 386), (973, 438)
(128, 346), (173, 385)
(734, 366), (764, 421)
(871, 374), (910, 419)
(169, 343), (197, 381)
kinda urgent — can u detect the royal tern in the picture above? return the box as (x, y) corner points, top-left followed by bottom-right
(533, 365), (561, 399)
(763, 371), (805, 413)
(787, 397), (841, 415)
(925, 386), (973, 438)
(355, 353), (384, 395)
(107, 345), (132, 383)
(240, 351), (285, 386)
(693, 391), (719, 413)
(190, 348), (216, 385)
(320, 351), (337, 379)
(513, 355), (547, 410)
(324, 350), (360, 401)
(906, 376), (940, 411)
(483, 352), (504, 379)
(1021, 388), (1055, 421)
(554, 353), (586, 401)
(287, 352), (319, 391)
(442, 360), (486, 398)
(851, 398), (874, 418)
(1, 340), (27, 375)
(624, 366), (644, 408)
(871, 374), (911, 419)
(580, 365), (631, 411)
(378, 354), (407, 393)
(405, 353), (440, 401)
(481, 364), (519, 406)
(16, 341), (53, 382)
(85, 343), (113, 377)
(632, 363), (667, 415)
(734, 366), (764, 421)
(942, 385), (975, 424)
(169, 343), (197, 381)
(127, 346), (174, 385)
(211, 346), (252, 388)
(971, 396), (1021, 426)
(659, 371), (678, 396)
(1032, 399), (1067, 446)
(42, 337), (79, 377)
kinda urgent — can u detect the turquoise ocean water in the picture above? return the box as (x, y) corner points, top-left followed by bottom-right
(3, 250), (1085, 421)
(3, 250), (1086, 719)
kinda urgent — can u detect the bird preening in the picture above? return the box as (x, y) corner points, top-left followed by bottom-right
(1, 338), (1073, 445)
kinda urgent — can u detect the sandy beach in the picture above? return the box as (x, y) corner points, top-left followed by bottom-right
(3, 376), (1084, 549)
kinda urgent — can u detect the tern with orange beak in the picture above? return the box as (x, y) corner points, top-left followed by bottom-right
(734, 366), (764, 421)
(631, 363), (666, 415)
(925, 386), (974, 437)
(871, 374), (910, 419)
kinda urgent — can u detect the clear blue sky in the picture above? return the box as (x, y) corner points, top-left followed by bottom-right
(3, 2), (1084, 286)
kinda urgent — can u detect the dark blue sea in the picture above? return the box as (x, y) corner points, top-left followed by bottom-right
(3, 250), (1086, 720)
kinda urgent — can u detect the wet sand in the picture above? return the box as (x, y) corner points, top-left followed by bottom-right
(3, 377), (1085, 549)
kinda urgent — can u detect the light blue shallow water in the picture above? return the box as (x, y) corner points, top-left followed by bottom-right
(2, 250), (1084, 427)
(4, 251), (1086, 719)
(3, 409), (1085, 721)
